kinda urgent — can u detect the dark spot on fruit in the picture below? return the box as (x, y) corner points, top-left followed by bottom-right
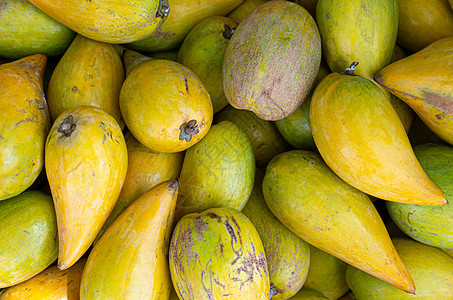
(72, 86), (78, 92)
(326, 13), (330, 19)
(208, 212), (221, 222)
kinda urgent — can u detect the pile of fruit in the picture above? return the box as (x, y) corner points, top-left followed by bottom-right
(1, 0), (452, 299)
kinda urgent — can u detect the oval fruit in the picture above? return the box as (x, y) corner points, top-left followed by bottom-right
(0, 54), (50, 201)
(45, 106), (128, 270)
(223, 0), (321, 120)
(0, 191), (58, 288)
(227, 0), (271, 23)
(169, 207), (270, 299)
(119, 59), (213, 153)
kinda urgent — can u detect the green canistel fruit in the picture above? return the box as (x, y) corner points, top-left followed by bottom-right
(169, 206), (270, 299)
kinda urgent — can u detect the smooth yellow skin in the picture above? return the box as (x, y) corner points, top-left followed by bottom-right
(310, 73), (446, 206)
(242, 169), (310, 300)
(170, 207), (270, 299)
(316, 0), (398, 79)
(0, 0), (75, 58)
(375, 37), (453, 146)
(80, 181), (178, 300)
(346, 238), (453, 299)
(120, 59), (213, 153)
(0, 54), (50, 200)
(397, 0), (453, 52)
(95, 132), (184, 243)
(45, 106), (128, 270)
(227, 0), (270, 23)
(262, 150), (415, 294)
(0, 191), (58, 289)
(28, 0), (166, 43)
(127, 0), (244, 52)
(122, 50), (153, 77)
(0, 258), (86, 300)
(47, 34), (125, 129)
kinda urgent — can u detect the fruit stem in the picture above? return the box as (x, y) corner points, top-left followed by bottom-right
(156, 0), (170, 18)
(179, 119), (199, 142)
(344, 61), (359, 75)
(269, 283), (279, 299)
(223, 24), (236, 39)
(57, 115), (76, 137)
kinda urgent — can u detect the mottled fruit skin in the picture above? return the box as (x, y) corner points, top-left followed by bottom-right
(169, 207), (270, 299)
(223, 0), (321, 121)
(80, 181), (178, 300)
(119, 59), (213, 153)
(0, 0), (75, 58)
(316, 0), (398, 79)
(262, 150), (415, 293)
(242, 169), (310, 300)
(0, 191), (58, 288)
(311, 72), (446, 206)
(0, 54), (50, 201)
(227, 0), (271, 23)
(387, 143), (453, 249)
(28, 0), (167, 43)
(176, 121), (255, 220)
(45, 106), (128, 270)
(346, 238), (453, 299)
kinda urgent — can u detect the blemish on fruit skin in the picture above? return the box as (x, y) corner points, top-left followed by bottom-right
(326, 13), (330, 19)
(72, 86), (78, 92)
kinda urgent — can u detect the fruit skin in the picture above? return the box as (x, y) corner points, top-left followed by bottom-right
(374, 37), (453, 146)
(0, 191), (58, 288)
(316, 0), (398, 79)
(169, 207), (270, 299)
(176, 120), (255, 220)
(396, 0), (453, 52)
(27, 0), (168, 43)
(346, 238), (453, 299)
(387, 143), (453, 249)
(177, 16), (238, 113)
(0, 54), (50, 201)
(227, 0), (271, 23)
(223, 0), (321, 121)
(290, 288), (329, 300)
(126, 0), (244, 52)
(119, 59), (213, 153)
(47, 34), (125, 129)
(45, 105), (128, 270)
(0, 258), (86, 300)
(80, 181), (178, 300)
(262, 150), (415, 293)
(310, 71), (446, 206)
(122, 49), (153, 77)
(0, 0), (75, 58)
(242, 169), (310, 300)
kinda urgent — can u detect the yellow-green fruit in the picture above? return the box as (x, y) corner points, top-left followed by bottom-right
(294, 0), (318, 17)
(374, 37), (453, 146)
(290, 288), (329, 300)
(176, 120), (255, 220)
(346, 238), (453, 299)
(223, 0), (321, 121)
(303, 245), (349, 300)
(119, 59), (213, 153)
(311, 71), (446, 206)
(126, 0), (243, 52)
(242, 169), (310, 300)
(0, 0), (75, 58)
(227, 0), (271, 23)
(0, 258), (86, 300)
(80, 181), (178, 299)
(0, 54), (50, 201)
(45, 106), (128, 270)
(47, 34), (125, 128)
(387, 143), (453, 249)
(178, 16), (238, 113)
(316, 0), (398, 79)
(28, 0), (169, 43)
(95, 132), (184, 243)
(396, 0), (453, 52)
(215, 105), (291, 169)
(147, 49), (179, 61)
(262, 150), (415, 293)
(122, 49), (153, 77)
(0, 191), (58, 288)
(169, 207), (270, 299)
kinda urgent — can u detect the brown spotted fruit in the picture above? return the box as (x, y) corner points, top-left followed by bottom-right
(310, 64), (446, 206)
(0, 54), (50, 201)
(242, 169), (310, 300)
(80, 181), (178, 299)
(119, 59), (213, 153)
(223, 0), (321, 121)
(263, 150), (415, 293)
(45, 106), (128, 270)
(374, 37), (453, 146)
(169, 206), (270, 299)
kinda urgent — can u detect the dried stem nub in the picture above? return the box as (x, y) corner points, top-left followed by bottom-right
(57, 115), (76, 137)
(179, 119), (199, 142)
(223, 24), (236, 39)
(344, 61), (359, 75)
